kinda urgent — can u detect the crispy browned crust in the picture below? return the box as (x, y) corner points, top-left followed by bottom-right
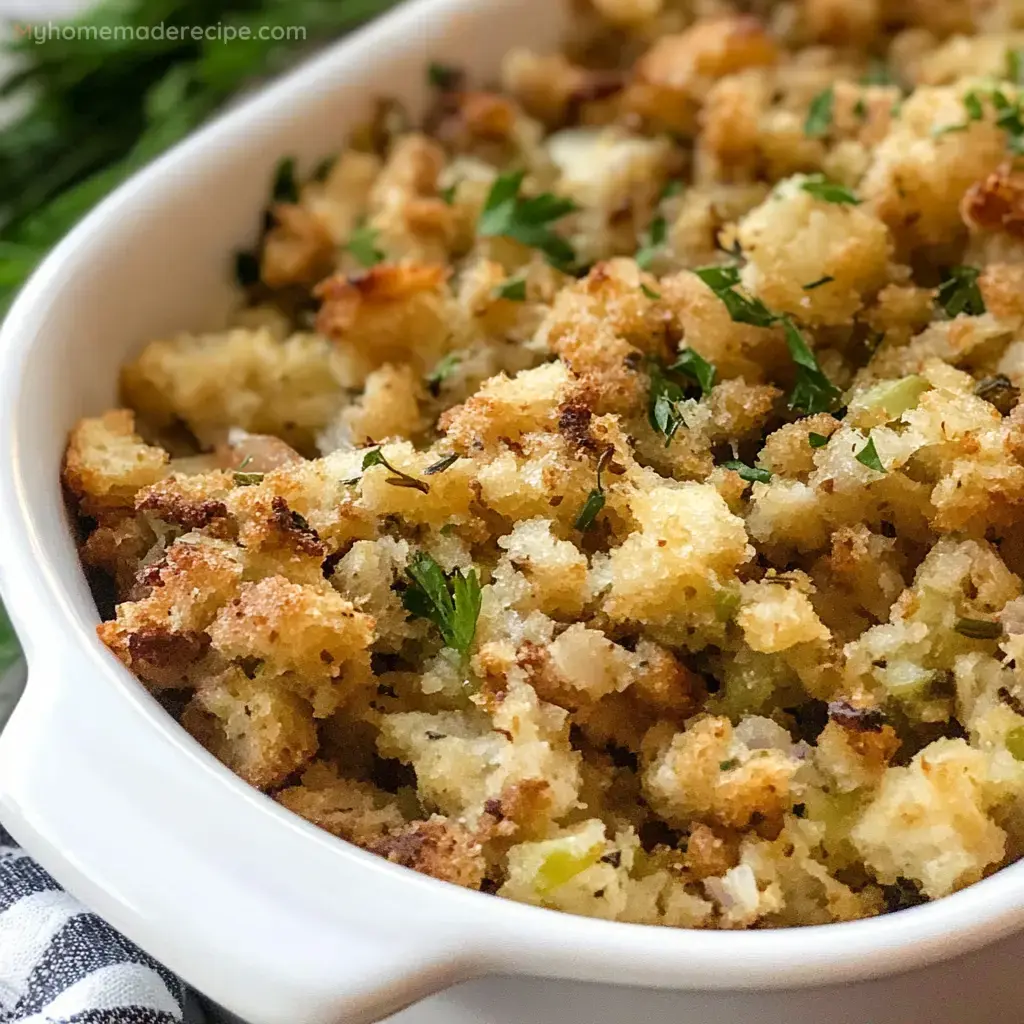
(366, 815), (487, 889)
(314, 263), (449, 338)
(961, 163), (1024, 237)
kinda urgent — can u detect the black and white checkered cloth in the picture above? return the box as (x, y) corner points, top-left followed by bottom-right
(0, 825), (201, 1024)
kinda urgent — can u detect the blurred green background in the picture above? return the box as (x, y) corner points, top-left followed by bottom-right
(0, 0), (402, 672)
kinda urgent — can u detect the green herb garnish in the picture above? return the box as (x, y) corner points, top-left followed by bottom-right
(808, 432), (830, 449)
(954, 617), (1003, 640)
(801, 175), (861, 205)
(936, 266), (985, 318)
(478, 170), (578, 272)
(426, 353), (461, 395)
(803, 275), (835, 290)
(854, 435), (885, 473)
(361, 448), (430, 494)
(636, 215), (667, 270)
(0, 603), (19, 673)
(722, 460), (771, 484)
(784, 319), (842, 414)
(493, 276), (527, 301)
(669, 348), (717, 396)
(648, 364), (688, 444)
(575, 447), (614, 532)
(1009, 49), (1024, 85)
(805, 86), (835, 138)
(694, 264), (777, 327)
(641, 283), (661, 300)
(403, 552), (482, 655)
(853, 98), (867, 120)
(233, 471), (265, 486)
(347, 224), (384, 267)
(439, 183), (458, 205)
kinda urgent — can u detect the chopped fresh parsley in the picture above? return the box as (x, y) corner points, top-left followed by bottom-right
(808, 432), (830, 449)
(964, 90), (985, 121)
(722, 460), (771, 484)
(854, 435), (885, 473)
(1009, 49), (1024, 86)
(636, 214), (668, 270)
(954, 617), (1003, 640)
(493, 276), (527, 301)
(426, 353), (461, 395)
(361, 448), (430, 493)
(575, 447), (614, 532)
(439, 183), (458, 205)
(805, 86), (835, 138)
(853, 97), (867, 120)
(694, 264), (777, 327)
(803, 275), (835, 290)
(403, 552), (482, 655)
(233, 471), (264, 486)
(347, 224), (384, 267)
(648, 362), (687, 445)
(641, 283), (661, 300)
(661, 179), (684, 200)
(427, 61), (463, 91)
(801, 175), (861, 205)
(784, 319), (842, 414)
(272, 156), (299, 203)
(936, 266), (985, 318)
(478, 170), (578, 272)
(695, 265), (840, 412)
(669, 347), (717, 396)
(423, 453), (460, 476)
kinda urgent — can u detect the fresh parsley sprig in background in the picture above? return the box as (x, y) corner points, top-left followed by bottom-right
(0, 0), (402, 314)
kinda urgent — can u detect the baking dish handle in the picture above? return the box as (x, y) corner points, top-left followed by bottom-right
(0, 651), (484, 1024)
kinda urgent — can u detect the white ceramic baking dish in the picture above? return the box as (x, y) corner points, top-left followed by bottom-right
(3, 2), (1024, 1021)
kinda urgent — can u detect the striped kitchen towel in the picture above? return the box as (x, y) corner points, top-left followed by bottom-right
(0, 826), (203, 1024)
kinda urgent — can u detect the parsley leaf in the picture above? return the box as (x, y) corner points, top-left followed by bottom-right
(575, 447), (614, 532)
(403, 552), (482, 655)
(426, 353), (461, 395)
(233, 471), (265, 486)
(722, 460), (771, 484)
(641, 283), (661, 300)
(478, 170), (578, 271)
(694, 264), (777, 327)
(648, 362), (688, 445)
(347, 224), (384, 267)
(805, 87), (835, 138)
(936, 266), (986, 318)
(311, 155), (337, 183)
(784, 319), (842, 414)
(855, 435), (885, 473)
(808, 432), (830, 449)
(362, 448), (430, 493)
(669, 347), (717, 396)
(493, 276), (527, 301)
(439, 183), (458, 205)
(636, 214), (668, 270)
(803, 275), (835, 290)
(1009, 49), (1024, 86)
(272, 156), (299, 203)
(801, 175), (861, 205)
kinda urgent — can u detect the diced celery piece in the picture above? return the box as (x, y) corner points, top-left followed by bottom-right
(536, 843), (603, 893)
(849, 375), (929, 427)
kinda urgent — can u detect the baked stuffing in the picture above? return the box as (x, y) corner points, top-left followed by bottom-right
(64, 0), (1024, 927)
